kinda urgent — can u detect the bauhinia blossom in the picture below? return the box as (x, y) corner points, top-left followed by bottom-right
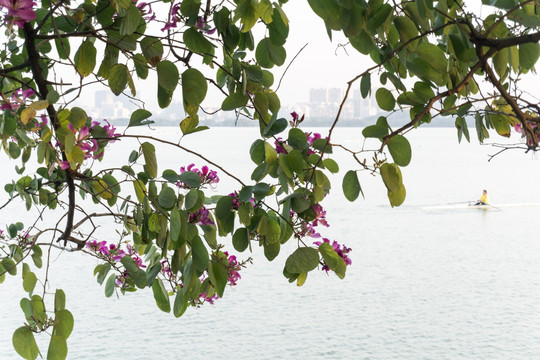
(314, 238), (352, 273)
(0, 0), (36, 28)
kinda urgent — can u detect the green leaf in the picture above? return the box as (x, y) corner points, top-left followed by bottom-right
(104, 274), (116, 297)
(255, 38), (286, 68)
(250, 139), (265, 164)
(387, 183), (406, 207)
(74, 40), (96, 77)
(322, 158), (339, 173)
(415, 42), (447, 72)
(222, 92), (250, 111)
(120, 4), (142, 35)
(380, 163), (402, 192)
(52, 309), (74, 339)
(133, 179), (147, 202)
(173, 287), (188, 318)
(178, 171), (201, 188)
(362, 124), (388, 138)
(376, 88), (395, 111)
(182, 68), (208, 114)
(233, 227), (249, 252)
(2, 257), (17, 275)
(284, 247), (320, 274)
(47, 335), (67, 360)
(208, 262), (228, 298)
(54, 37), (70, 60)
(152, 278), (171, 313)
(141, 142), (158, 178)
(191, 236), (209, 273)
(68, 107), (87, 130)
(12, 327), (39, 360)
(360, 72), (371, 98)
(156, 60), (179, 92)
(387, 135), (412, 167)
(519, 42), (540, 70)
(183, 28), (215, 56)
(288, 128), (308, 150)
(170, 206), (182, 244)
(129, 109), (153, 127)
(158, 186), (176, 210)
(22, 269), (37, 294)
(342, 170), (362, 202)
(215, 196), (234, 222)
(319, 242), (346, 279)
(108, 64), (129, 96)
(140, 36), (163, 67)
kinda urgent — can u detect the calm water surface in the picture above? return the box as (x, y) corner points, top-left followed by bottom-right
(1, 127), (539, 359)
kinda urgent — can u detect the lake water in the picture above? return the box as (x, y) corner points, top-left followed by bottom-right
(1, 127), (540, 359)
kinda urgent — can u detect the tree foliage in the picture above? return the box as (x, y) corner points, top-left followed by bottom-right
(0, 0), (539, 357)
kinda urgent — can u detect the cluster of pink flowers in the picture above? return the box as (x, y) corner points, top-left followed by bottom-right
(161, 2), (180, 31)
(297, 203), (329, 238)
(0, 88), (35, 111)
(135, 0), (155, 21)
(514, 122), (540, 147)
(86, 240), (146, 287)
(0, 0), (36, 28)
(194, 16), (216, 34)
(59, 119), (120, 170)
(187, 206), (214, 226)
(177, 163), (219, 188)
(86, 240), (145, 267)
(314, 238), (352, 273)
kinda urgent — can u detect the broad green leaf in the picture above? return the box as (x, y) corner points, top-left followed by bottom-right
(54, 37), (70, 60)
(519, 42), (540, 70)
(375, 88), (395, 111)
(319, 241), (346, 279)
(191, 236), (209, 273)
(215, 195), (234, 222)
(22, 270), (37, 294)
(393, 15), (418, 50)
(380, 163), (402, 193)
(2, 257), (17, 275)
(322, 158), (339, 173)
(208, 262), (228, 297)
(74, 40), (96, 77)
(12, 327), (39, 360)
(108, 64), (129, 96)
(52, 309), (74, 339)
(47, 335), (67, 360)
(415, 42), (447, 72)
(152, 278), (171, 313)
(362, 124), (388, 138)
(120, 4), (143, 35)
(233, 227), (249, 252)
(173, 288), (188, 317)
(250, 139), (265, 164)
(342, 170), (362, 201)
(183, 28), (215, 56)
(158, 186), (176, 210)
(182, 68), (207, 114)
(288, 128), (308, 150)
(141, 142), (158, 178)
(222, 92), (249, 111)
(156, 60), (179, 92)
(140, 37), (163, 67)
(129, 109), (153, 127)
(104, 274), (116, 297)
(54, 289), (66, 312)
(387, 183), (406, 207)
(360, 72), (371, 98)
(284, 247), (320, 274)
(255, 38), (286, 68)
(387, 135), (412, 166)
(178, 171), (201, 188)
(133, 179), (147, 202)
(170, 206), (181, 243)
(67, 107), (87, 129)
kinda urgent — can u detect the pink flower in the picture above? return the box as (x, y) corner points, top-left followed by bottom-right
(0, 0), (36, 27)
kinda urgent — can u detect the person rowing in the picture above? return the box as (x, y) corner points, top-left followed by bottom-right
(475, 189), (489, 206)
